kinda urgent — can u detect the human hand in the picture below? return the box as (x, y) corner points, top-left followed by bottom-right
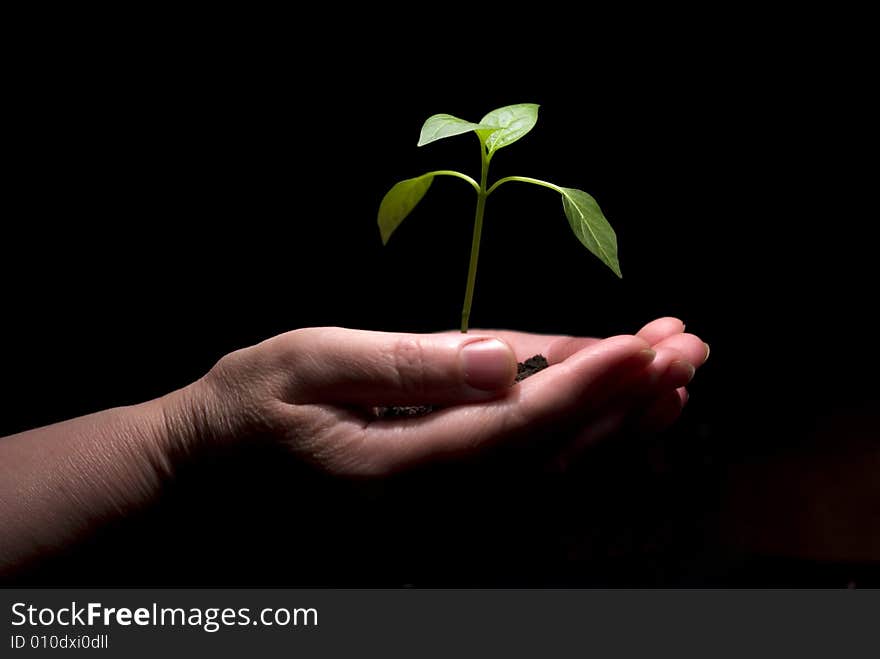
(186, 318), (708, 476)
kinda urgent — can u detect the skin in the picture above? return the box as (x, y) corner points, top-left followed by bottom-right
(0, 317), (708, 577)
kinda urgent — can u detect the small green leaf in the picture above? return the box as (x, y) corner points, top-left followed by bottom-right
(377, 173), (435, 244)
(477, 103), (540, 155)
(417, 114), (495, 147)
(559, 187), (622, 278)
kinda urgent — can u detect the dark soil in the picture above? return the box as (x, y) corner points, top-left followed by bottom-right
(515, 354), (549, 382)
(375, 354), (549, 419)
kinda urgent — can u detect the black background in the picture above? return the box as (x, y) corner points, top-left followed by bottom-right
(3, 11), (876, 585)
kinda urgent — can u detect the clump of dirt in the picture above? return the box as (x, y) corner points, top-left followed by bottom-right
(374, 403), (437, 419)
(375, 354), (549, 419)
(515, 355), (548, 382)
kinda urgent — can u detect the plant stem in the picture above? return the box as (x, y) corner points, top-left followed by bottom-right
(461, 147), (491, 333)
(486, 175), (562, 196)
(429, 170), (481, 194)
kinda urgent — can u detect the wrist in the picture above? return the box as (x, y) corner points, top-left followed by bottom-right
(147, 366), (259, 460)
(138, 378), (215, 472)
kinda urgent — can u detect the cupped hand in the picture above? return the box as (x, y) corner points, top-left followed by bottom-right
(191, 318), (709, 475)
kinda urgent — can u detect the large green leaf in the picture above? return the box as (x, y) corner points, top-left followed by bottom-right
(559, 187), (621, 278)
(477, 103), (540, 155)
(417, 114), (495, 147)
(377, 173), (435, 244)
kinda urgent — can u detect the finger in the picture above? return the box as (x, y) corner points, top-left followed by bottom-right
(281, 327), (517, 405)
(437, 329), (599, 364)
(652, 348), (696, 390)
(635, 388), (686, 432)
(637, 317), (685, 345)
(551, 352), (692, 468)
(545, 337), (603, 364)
(605, 345), (690, 406)
(363, 335), (656, 470)
(548, 357), (695, 474)
(437, 329), (555, 362)
(550, 407), (630, 473)
(652, 333), (710, 367)
(550, 377), (694, 471)
(515, 336), (657, 420)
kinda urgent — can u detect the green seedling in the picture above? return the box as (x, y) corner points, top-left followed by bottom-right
(378, 103), (621, 333)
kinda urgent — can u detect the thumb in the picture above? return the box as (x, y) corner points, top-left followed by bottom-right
(283, 327), (517, 406)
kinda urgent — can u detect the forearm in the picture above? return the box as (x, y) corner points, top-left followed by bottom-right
(0, 383), (204, 577)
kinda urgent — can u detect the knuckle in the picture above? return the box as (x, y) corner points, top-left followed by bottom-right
(391, 336), (429, 394)
(275, 327), (324, 361)
(264, 327), (334, 382)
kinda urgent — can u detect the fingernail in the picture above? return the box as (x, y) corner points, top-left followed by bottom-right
(639, 349), (659, 386)
(704, 342), (711, 361)
(668, 360), (696, 386)
(461, 339), (516, 390)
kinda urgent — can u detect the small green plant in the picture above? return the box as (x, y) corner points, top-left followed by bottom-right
(378, 103), (621, 333)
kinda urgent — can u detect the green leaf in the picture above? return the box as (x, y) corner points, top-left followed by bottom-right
(477, 103), (540, 155)
(417, 114), (495, 147)
(377, 173), (435, 244)
(559, 187), (622, 278)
